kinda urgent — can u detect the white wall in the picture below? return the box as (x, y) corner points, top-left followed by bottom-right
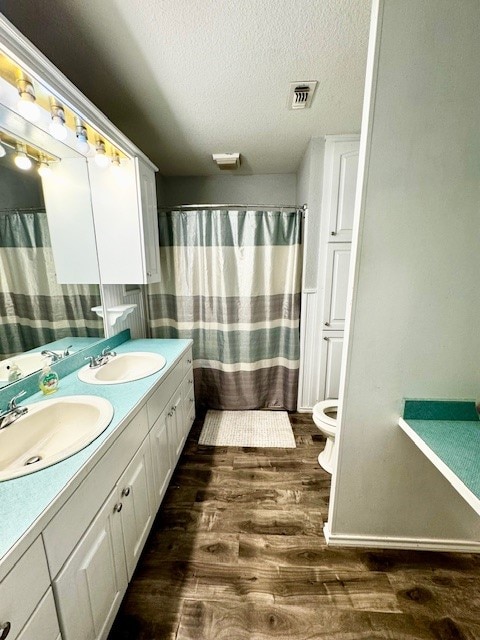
(162, 173), (296, 206)
(328, 0), (480, 549)
(296, 137), (325, 409)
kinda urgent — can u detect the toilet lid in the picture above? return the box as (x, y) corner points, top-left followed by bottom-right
(313, 399), (339, 428)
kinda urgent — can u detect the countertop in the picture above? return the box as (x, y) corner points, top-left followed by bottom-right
(0, 337), (192, 580)
(399, 399), (480, 517)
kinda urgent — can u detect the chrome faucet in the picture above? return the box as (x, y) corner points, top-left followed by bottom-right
(84, 346), (116, 369)
(0, 391), (28, 430)
(41, 349), (62, 362)
(41, 345), (72, 361)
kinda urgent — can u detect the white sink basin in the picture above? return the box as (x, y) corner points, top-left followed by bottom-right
(0, 351), (63, 381)
(77, 352), (166, 384)
(0, 395), (114, 481)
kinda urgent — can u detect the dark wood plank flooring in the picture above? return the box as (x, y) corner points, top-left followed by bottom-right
(108, 413), (480, 639)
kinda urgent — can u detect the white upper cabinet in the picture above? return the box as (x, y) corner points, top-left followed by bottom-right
(87, 157), (160, 285)
(0, 15), (160, 286)
(325, 138), (359, 242)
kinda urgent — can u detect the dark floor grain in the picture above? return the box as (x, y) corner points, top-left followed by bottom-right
(108, 412), (480, 640)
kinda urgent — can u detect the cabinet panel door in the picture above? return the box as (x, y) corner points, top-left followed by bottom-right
(53, 488), (127, 640)
(136, 158), (160, 283)
(319, 332), (344, 400)
(118, 438), (155, 580)
(17, 589), (60, 640)
(327, 140), (359, 242)
(150, 407), (172, 510)
(322, 243), (351, 331)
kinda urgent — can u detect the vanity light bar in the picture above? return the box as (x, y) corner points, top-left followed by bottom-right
(0, 52), (126, 163)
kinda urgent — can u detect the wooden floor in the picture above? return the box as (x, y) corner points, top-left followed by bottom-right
(108, 412), (480, 640)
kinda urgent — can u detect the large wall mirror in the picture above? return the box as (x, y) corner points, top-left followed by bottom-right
(0, 97), (104, 386)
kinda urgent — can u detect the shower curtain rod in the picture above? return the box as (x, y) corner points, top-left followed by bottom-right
(158, 203), (306, 211)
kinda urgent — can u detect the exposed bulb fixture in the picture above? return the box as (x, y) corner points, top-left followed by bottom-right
(17, 77), (40, 122)
(94, 140), (110, 168)
(37, 155), (51, 177)
(0, 138), (6, 158)
(111, 152), (121, 170)
(75, 117), (90, 154)
(49, 99), (68, 141)
(14, 143), (32, 170)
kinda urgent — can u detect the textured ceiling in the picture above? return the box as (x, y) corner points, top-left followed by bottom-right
(1, 0), (371, 176)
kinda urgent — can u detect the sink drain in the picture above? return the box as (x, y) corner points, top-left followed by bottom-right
(25, 455), (42, 465)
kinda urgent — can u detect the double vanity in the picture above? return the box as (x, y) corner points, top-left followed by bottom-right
(0, 333), (195, 640)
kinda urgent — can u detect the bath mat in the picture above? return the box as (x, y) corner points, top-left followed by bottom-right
(199, 410), (296, 448)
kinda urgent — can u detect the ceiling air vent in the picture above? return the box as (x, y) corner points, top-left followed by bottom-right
(288, 81), (317, 110)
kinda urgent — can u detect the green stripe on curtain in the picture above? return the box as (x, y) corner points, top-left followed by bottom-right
(0, 211), (102, 359)
(147, 208), (302, 411)
(159, 209), (302, 246)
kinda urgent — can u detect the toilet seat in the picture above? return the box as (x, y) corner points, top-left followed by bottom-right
(312, 400), (338, 428)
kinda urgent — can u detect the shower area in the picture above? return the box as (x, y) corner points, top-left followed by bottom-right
(146, 203), (303, 412)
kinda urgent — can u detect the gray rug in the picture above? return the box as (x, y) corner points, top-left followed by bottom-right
(199, 410), (296, 448)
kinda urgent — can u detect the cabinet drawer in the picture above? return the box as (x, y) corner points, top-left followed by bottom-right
(43, 406), (149, 577)
(147, 360), (185, 428)
(0, 537), (50, 640)
(17, 589), (61, 640)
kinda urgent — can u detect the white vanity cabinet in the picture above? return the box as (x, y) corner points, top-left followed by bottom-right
(87, 156), (161, 285)
(0, 537), (60, 640)
(43, 344), (194, 640)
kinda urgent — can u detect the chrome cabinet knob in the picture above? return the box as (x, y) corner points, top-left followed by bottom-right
(147, 271), (152, 277)
(188, 379), (193, 384)
(0, 622), (11, 639)
(324, 322), (330, 327)
(121, 487), (131, 497)
(187, 358), (192, 364)
(331, 231), (336, 236)
(114, 502), (123, 513)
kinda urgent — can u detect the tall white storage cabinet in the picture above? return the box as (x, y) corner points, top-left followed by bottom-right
(298, 136), (359, 410)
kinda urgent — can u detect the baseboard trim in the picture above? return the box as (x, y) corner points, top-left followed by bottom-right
(323, 523), (480, 553)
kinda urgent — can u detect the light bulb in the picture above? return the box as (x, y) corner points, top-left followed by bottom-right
(75, 119), (90, 154)
(49, 115), (68, 141)
(17, 79), (40, 123)
(15, 151), (32, 171)
(94, 141), (109, 168)
(0, 143), (6, 158)
(38, 161), (51, 177)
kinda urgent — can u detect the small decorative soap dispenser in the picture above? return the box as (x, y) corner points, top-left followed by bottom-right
(39, 360), (59, 395)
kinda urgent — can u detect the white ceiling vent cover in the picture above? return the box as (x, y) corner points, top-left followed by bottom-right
(288, 81), (317, 110)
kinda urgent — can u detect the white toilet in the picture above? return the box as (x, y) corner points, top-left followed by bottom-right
(312, 399), (339, 474)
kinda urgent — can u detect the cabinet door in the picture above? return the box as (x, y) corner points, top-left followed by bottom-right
(17, 589), (61, 640)
(181, 374), (195, 440)
(136, 158), (161, 284)
(327, 139), (359, 242)
(149, 406), (173, 510)
(117, 438), (155, 580)
(322, 243), (351, 331)
(319, 332), (344, 400)
(53, 488), (127, 640)
(171, 389), (185, 461)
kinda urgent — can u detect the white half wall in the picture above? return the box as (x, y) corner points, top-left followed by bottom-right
(162, 174), (296, 207)
(329, 0), (480, 548)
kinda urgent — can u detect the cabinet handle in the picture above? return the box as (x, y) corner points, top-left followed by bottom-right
(188, 379), (193, 384)
(0, 622), (11, 639)
(114, 502), (123, 513)
(122, 487), (131, 497)
(331, 231), (337, 236)
(147, 271), (152, 277)
(324, 322), (330, 327)
(168, 411), (173, 417)
(187, 358), (192, 364)
(190, 398), (194, 403)
(173, 405), (176, 412)
(324, 336), (330, 341)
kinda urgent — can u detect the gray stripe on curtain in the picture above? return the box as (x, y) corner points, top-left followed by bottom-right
(148, 293), (301, 325)
(193, 366), (299, 411)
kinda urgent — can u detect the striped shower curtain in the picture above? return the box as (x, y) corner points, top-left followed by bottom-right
(147, 208), (302, 411)
(0, 210), (103, 359)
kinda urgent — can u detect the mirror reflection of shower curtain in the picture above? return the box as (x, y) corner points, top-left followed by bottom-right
(0, 210), (102, 359)
(147, 208), (302, 411)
